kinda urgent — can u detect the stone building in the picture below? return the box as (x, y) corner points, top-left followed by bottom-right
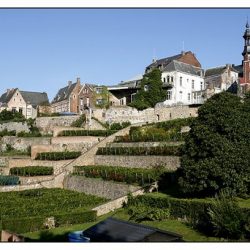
(78, 83), (96, 113)
(0, 88), (49, 119)
(204, 64), (239, 99)
(51, 77), (81, 113)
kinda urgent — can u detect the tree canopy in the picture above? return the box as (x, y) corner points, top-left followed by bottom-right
(178, 92), (250, 197)
(130, 68), (166, 110)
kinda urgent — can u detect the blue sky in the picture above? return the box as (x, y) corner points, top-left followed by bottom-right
(0, 8), (249, 101)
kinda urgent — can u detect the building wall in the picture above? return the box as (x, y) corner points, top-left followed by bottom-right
(162, 71), (205, 106)
(177, 51), (201, 68)
(78, 84), (95, 112)
(51, 100), (69, 113)
(69, 81), (81, 113)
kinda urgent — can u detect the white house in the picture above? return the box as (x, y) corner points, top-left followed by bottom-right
(161, 60), (205, 106)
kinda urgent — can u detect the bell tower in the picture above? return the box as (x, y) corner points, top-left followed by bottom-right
(242, 21), (250, 83)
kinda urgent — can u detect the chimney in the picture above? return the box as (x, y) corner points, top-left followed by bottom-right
(77, 77), (80, 84)
(6, 89), (10, 95)
(68, 81), (72, 88)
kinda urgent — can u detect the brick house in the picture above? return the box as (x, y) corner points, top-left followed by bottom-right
(51, 77), (81, 113)
(0, 88), (49, 118)
(78, 83), (96, 113)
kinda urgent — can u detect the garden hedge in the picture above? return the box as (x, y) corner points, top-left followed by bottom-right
(96, 145), (182, 156)
(0, 175), (19, 186)
(35, 151), (81, 161)
(10, 166), (54, 176)
(59, 129), (117, 137)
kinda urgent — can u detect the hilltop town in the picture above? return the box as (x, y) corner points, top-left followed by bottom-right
(0, 23), (250, 243)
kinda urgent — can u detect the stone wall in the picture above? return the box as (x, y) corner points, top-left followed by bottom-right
(63, 175), (141, 200)
(0, 136), (51, 152)
(0, 157), (8, 167)
(19, 175), (54, 185)
(97, 105), (198, 124)
(92, 188), (145, 216)
(35, 116), (80, 134)
(0, 122), (29, 133)
(94, 155), (180, 170)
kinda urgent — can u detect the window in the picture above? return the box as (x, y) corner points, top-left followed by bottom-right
(80, 98), (83, 105)
(96, 99), (104, 105)
(171, 76), (174, 82)
(167, 75), (170, 83)
(200, 82), (203, 90)
(96, 87), (103, 94)
(187, 79), (189, 83)
(188, 93), (191, 101)
(192, 80), (195, 89)
(166, 90), (172, 100)
(179, 91), (183, 100)
(180, 77), (183, 87)
(163, 77), (166, 83)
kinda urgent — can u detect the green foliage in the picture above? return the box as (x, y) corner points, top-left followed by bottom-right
(0, 109), (25, 122)
(10, 166), (54, 176)
(208, 190), (246, 239)
(35, 151), (81, 161)
(115, 118), (194, 142)
(73, 165), (166, 186)
(127, 204), (170, 222)
(0, 129), (16, 137)
(6, 143), (14, 152)
(71, 114), (86, 127)
(96, 145), (182, 156)
(0, 175), (19, 186)
(59, 129), (117, 137)
(178, 92), (250, 197)
(0, 188), (106, 220)
(109, 121), (131, 130)
(129, 68), (166, 110)
(17, 131), (42, 137)
(94, 86), (110, 108)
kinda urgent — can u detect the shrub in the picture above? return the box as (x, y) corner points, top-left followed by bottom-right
(127, 204), (170, 222)
(10, 166), (54, 176)
(71, 114), (86, 127)
(73, 165), (166, 186)
(109, 122), (131, 131)
(0, 175), (19, 186)
(17, 131), (42, 137)
(35, 151), (81, 161)
(59, 129), (117, 137)
(208, 190), (246, 239)
(96, 145), (182, 156)
(0, 129), (16, 137)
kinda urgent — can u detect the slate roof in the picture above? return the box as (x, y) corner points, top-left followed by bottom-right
(19, 91), (49, 107)
(0, 88), (18, 105)
(146, 53), (183, 70)
(51, 82), (77, 104)
(164, 60), (204, 76)
(205, 65), (239, 77)
(83, 217), (183, 242)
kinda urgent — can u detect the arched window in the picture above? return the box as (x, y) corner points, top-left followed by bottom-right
(167, 75), (170, 83)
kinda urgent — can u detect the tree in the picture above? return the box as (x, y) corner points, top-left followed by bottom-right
(130, 68), (166, 110)
(178, 92), (250, 197)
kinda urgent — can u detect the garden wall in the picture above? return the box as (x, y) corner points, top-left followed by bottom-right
(63, 175), (140, 200)
(0, 122), (29, 133)
(107, 141), (183, 148)
(0, 136), (51, 152)
(94, 155), (180, 170)
(35, 116), (80, 134)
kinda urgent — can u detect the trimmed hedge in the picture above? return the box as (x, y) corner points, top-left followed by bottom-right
(0, 129), (16, 137)
(96, 145), (182, 156)
(1, 210), (97, 234)
(0, 175), (19, 186)
(73, 165), (167, 185)
(10, 166), (54, 176)
(35, 151), (81, 161)
(59, 129), (117, 137)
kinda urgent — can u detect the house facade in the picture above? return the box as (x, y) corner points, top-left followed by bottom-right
(51, 78), (81, 113)
(0, 88), (49, 119)
(204, 64), (239, 99)
(78, 83), (96, 113)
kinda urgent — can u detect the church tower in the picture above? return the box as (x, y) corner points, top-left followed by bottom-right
(242, 21), (250, 84)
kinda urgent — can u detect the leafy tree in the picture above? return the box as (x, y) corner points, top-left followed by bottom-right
(0, 109), (24, 121)
(178, 92), (250, 197)
(130, 68), (166, 110)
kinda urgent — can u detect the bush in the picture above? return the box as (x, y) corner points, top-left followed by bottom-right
(73, 165), (166, 186)
(35, 151), (81, 161)
(208, 191), (246, 239)
(10, 166), (54, 176)
(0, 129), (16, 137)
(96, 145), (182, 156)
(71, 114), (86, 127)
(0, 175), (19, 186)
(109, 122), (131, 131)
(17, 131), (42, 137)
(59, 129), (117, 137)
(127, 204), (170, 222)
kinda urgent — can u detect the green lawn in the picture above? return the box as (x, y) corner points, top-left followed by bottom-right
(22, 209), (222, 242)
